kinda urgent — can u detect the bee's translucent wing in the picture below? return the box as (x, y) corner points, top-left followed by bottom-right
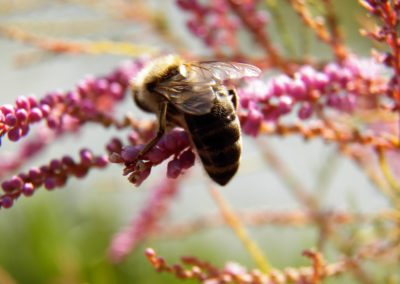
(194, 62), (262, 81)
(154, 62), (261, 115)
(154, 66), (216, 115)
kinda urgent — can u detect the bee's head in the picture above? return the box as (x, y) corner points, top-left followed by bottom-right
(130, 70), (155, 113)
(131, 84), (153, 113)
(129, 77), (141, 100)
(130, 55), (184, 113)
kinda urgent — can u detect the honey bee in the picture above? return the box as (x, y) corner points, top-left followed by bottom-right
(130, 55), (261, 186)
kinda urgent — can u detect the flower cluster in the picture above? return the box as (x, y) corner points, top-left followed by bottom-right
(0, 149), (107, 208)
(176, 0), (267, 55)
(144, 248), (349, 284)
(0, 127), (56, 179)
(0, 59), (146, 209)
(107, 129), (195, 186)
(239, 56), (388, 136)
(177, 0), (240, 51)
(0, 54), (393, 207)
(360, 0), (400, 107)
(0, 59), (144, 144)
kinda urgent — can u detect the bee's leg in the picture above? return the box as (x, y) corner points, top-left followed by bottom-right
(137, 101), (167, 159)
(228, 89), (238, 110)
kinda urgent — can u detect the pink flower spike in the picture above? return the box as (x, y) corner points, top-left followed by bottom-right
(270, 75), (290, 96)
(108, 178), (179, 262)
(174, 130), (190, 150)
(120, 145), (143, 162)
(28, 167), (42, 180)
(27, 95), (38, 108)
(28, 108), (43, 123)
(80, 149), (93, 165)
(108, 153), (124, 164)
(65, 91), (80, 106)
(22, 183), (34, 196)
(0, 104), (15, 116)
(94, 78), (109, 94)
(128, 164), (151, 186)
(5, 113), (17, 127)
(298, 65), (317, 86)
(49, 159), (63, 172)
(178, 149), (195, 169)
(167, 159), (182, 179)
(8, 176), (23, 191)
(1, 180), (13, 193)
(109, 82), (123, 99)
(337, 69), (352, 87)
(7, 127), (21, 142)
(61, 156), (75, 168)
(298, 102), (313, 120)
(16, 109), (28, 123)
(20, 125), (30, 137)
(108, 231), (134, 262)
(128, 131), (140, 145)
(324, 63), (341, 82)
(106, 138), (123, 154)
(46, 116), (61, 129)
(313, 73), (329, 91)
(162, 132), (179, 152)
(44, 178), (56, 190)
(39, 104), (51, 117)
(145, 146), (169, 164)
(288, 78), (307, 100)
(242, 106), (263, 137)
(94, 156), (108, 168)
(16, 96), (30, 110)
(278, 95), (294, 115)
(1, 196), (14, 208)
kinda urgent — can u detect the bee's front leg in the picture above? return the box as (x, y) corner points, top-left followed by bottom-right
(136, 101), (168, 160)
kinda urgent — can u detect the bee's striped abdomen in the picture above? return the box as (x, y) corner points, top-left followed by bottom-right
(184, 97), (241, 186)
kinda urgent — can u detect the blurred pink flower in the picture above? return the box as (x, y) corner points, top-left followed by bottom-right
(108, 129), (194, 186)
(238, 56), (388, 136)
(108, 178), (180, 262)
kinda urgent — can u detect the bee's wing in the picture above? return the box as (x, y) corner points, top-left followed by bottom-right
(154, 62), (261, 115)
(195, 62), (262, 81)
(154, 66), (216, 115)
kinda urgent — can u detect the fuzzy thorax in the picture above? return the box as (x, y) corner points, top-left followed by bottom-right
(130, 55), (184, 91)
(130, 55), (185, 113)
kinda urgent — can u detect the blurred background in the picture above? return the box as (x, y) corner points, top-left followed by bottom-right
(0, 1), (393, 283)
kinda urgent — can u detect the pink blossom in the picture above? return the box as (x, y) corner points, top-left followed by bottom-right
(237, 56), (388, 136)
(0, 149), (108, 209)
(108, 129), (195, 186)
(108, 178), (180, 262)
(0, 58), (144, 145)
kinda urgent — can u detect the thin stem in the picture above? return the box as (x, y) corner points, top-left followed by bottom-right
(226, 0), (289, 73)
(377, 147), (400, 203)
(0, 25), (157, 56)
(265, 0), (296, 56)
(209, 187), (272, 273)
(150, 210), (382, 240)
(288, 0), (331, 44)
(322, 0), (348, 61)
(340, 144), (400, 207)
(257, 139), (337, 250)
(257, 139), (318, 210)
